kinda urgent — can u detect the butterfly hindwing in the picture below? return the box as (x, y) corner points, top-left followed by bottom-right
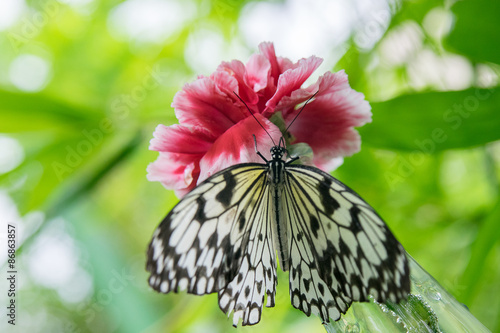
(147, 164), (278, 326)
(284, 164), (410, 323)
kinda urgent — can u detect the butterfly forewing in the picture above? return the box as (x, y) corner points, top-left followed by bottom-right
(284, 164), (410, 322)
(147, 164), (278, 326)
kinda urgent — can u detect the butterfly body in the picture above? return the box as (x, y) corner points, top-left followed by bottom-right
(267, 146), (290, 272)
(147, 142), (410, 326)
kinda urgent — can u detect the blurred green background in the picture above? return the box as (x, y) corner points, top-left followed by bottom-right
(1, 0), (499, 332)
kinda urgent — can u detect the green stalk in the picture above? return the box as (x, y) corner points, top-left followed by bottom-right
(324, 255), (491, 332)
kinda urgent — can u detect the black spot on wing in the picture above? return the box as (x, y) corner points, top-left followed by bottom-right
(216, 171), (236, 208)
(238, 214), (246, 231)
(349, 205), (363, 233)
(206, 232), (218, 248)
(234, 247), (242, 261)
(317, 177), (340, 215)
(194, 196), (206, 221)
(303, 278), (311, 292)
(318, 283), (325, 296)
(309, 215), (320, 238)
(339, 237), (351, 256)
(256, 281), (263, 294)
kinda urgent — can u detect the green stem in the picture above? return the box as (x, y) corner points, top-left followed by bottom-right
(324, 255), (491, 332)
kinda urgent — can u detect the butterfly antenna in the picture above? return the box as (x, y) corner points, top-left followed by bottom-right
(233, 91), (276, 146)
(284, 90), (319, 134)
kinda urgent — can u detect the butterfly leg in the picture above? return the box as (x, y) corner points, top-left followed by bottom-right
(253, 134), (268, 163)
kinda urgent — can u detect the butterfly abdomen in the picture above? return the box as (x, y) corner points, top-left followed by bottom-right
(268, 159), (290, 272)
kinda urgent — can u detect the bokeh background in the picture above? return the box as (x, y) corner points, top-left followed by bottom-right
(1, 0), (499, 332)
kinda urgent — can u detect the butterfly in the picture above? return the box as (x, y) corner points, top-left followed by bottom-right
(146, 93), (410, 327)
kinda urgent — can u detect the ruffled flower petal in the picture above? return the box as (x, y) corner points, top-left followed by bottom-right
(245, 54), (271, 93)
(284, 71), (372, 171)
(172, 77), (246, 136)
(217, 60), (259, 105)
(147, 153), (199, 197)
(198, 114), (282, 181)
(258, 42), (280, 87)
(265, 56), (323, 112)
(147, 124), (214, 195)
(149, 124), (215, 153)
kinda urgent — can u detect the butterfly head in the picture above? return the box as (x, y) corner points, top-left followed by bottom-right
(270, 138), (287, 160)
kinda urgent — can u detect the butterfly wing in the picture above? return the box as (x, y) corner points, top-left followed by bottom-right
(147, 164), (278, 326)
(283, 164), (410, 323)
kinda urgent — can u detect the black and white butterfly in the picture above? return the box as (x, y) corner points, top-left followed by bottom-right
(146, 94), (410, 327)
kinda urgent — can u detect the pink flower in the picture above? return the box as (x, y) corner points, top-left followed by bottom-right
(147, 42), (371, 197)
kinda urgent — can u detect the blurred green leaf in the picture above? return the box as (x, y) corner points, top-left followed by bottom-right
(335, 45), (367, 92)
(360, 88), (500, 151)
(459, 198), (500, 304)
(45, 131), (143, 216)
(446, 0), (500, 64)
(388, 0), (440, 28)
(0, 90), (101, 133)
(66, 202), (160, 333)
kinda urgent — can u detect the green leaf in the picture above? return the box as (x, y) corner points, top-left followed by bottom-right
(388, 0), (441, 28)
(459, 199), (500, 303)
(325, 255), (491, 333)
(446, 0), (500, 64)
(0, 90), (101, 133)
(44, 131), (143, 216)
(64, 203), (161, 333)
(360, 88), (500, 151)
